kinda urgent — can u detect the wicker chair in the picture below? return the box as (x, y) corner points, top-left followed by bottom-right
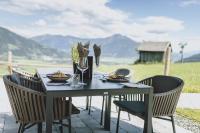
(3, 75), (80, 133)
(114, 75), (184, 133)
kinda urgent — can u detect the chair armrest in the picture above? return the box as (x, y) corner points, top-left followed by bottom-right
(137, 77), (153, 86)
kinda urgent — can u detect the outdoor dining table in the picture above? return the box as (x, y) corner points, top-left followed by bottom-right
(37, 68), (153, 133)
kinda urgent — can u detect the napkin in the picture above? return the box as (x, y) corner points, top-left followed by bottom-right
(120, 83), (149, 88)
(46, 82), (70, 86)
(77, 42), (89, 58)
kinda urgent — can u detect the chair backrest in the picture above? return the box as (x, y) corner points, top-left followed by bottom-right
(19, 74), (44, 92)
(139, 75), (184, 117)
(3, 75), (46, 123)
(151, 75), (182, 93)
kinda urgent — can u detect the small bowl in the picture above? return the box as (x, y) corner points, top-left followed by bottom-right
(115, 68), (130, 77)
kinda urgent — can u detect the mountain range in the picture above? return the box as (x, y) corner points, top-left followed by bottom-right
(183, 53), (200, 62)
(0, 26), (139, 61)
(32, 34), (200, 62)
(0, 27), (64, 60)
(32, 34), (139, 58)
(0, 26), (199, 62)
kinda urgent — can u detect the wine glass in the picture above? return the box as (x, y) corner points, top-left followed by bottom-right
(77, 57), (88, 85)
(70, 74), (80, 88)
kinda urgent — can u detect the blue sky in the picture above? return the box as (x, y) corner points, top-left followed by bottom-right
(109, 0), (200, 34)
(0, 0), (200, 52)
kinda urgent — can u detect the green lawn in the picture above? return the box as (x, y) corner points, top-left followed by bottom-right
(176, 108), (200, 124)
(99, 62), (200, 93)
(0, 64), (8, 76)
(1, 61), (200, 93)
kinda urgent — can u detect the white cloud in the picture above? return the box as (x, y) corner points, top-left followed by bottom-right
(178, 37), (200, 52)
(0, 0), (186, 51)
(34, 19), (47, 26)
(140, 16), (184, 32)
(160, 35), (200, 53)
(0, 0), (112, 15)
(179, 0), (200, 7)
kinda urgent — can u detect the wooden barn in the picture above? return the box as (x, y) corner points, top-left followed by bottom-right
(137, 41), (172, 63)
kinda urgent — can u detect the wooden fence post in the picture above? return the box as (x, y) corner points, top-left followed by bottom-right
(164, 46), (171, 75)
(8, 51), (12, 74)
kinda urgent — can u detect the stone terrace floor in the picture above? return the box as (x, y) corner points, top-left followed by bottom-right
(0, 79), (192, 133)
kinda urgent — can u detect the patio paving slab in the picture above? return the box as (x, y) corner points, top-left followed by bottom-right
(0, 107), (193, 133)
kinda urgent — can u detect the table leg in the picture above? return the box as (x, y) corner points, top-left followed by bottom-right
(100, 96), (105, 125)
(104, 95), (111, 130)
(86, 96), (89, 110)
(68, 97), (72, 133)
(144, 89), (153, 133)
(46, 94), (53, 133)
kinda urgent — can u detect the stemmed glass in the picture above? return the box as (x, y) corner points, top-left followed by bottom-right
(77, 57), (88, 85)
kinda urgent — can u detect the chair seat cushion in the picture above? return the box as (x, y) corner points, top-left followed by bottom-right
(113, 101), (145, 115)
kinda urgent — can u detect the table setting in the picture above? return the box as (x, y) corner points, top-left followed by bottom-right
(35, 41), (153, 133)
(44, 41), (134, 87)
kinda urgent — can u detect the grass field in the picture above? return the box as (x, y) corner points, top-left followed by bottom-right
(176, 108), (200, 124)
(0, 61), (200, 93)
(99, 62), (200, 93)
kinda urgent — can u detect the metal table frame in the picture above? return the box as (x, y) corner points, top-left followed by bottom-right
(37, 68), (153, 133)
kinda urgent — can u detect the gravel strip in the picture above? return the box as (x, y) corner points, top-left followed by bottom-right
(175, 114), (200, 133)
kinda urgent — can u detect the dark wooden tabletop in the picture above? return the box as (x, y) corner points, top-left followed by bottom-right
(37, 67), (152, 96)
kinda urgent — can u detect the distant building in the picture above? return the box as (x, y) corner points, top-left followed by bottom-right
(137, 41), (172, 63)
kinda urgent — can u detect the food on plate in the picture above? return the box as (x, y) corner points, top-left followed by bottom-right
(47, 71), (72, 81)
(52, 71), (67, 78)
(108, 74), (125, 79)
